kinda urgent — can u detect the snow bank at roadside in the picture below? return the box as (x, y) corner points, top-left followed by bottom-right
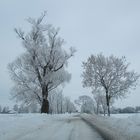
(108, 114), (140, 140)
(81, 113), (140, 140)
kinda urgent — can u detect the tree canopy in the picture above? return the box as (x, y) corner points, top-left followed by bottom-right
(8, 12), (76, 113)
(82, 53), (139, 116)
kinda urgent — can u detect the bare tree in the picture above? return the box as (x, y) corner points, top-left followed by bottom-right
(82, 53), (139, 116)
(8, 12), (75, 113)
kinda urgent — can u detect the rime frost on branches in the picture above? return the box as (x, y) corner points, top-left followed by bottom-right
(82, 53), (139, 116)
(8, 12), (76, 113)
(75, 95), (95, 113)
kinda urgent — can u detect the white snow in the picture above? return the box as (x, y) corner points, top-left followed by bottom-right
(0, 113), (102, 140)
(111, 113), (139, 118)
(109, 113), (140, 140)
(81, 113), (140, 140)
(1, 113), (140, 140)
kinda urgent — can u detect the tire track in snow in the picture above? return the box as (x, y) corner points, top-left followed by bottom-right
(10, 119), (65, 140)
(3, 115), (103, 140)
(64, 116), (103, 140)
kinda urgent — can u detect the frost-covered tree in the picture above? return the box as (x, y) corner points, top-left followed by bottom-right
(2, 106), (10, 114)
(28, 102), (39, 113)
(82, 53), (139, 116)
(98, 94), (107, 116)
(76, 95), (95, 114)
(55, 92), (63, 113)
(18, 104), (29, 113)
(8, 12), (75, 113)
(64, 97), (76, 113)
(48, 91), (76, 114)
(122, 106), (135, 113)
(93, 93), (101, 115)
(93, 91), (110, 116)
(48, 90), (63, 114)
(13, 104), (19, 112)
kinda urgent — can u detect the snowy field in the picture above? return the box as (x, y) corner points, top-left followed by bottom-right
(0, 113), (140, 140)
(109, 113), (140, 139)
(111, 113), (140, 118)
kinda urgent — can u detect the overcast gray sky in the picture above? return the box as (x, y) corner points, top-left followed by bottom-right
(0, 0), (140, 108)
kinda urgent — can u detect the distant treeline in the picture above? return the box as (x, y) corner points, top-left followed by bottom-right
(0, 106), (10, 114)
(0, 93), (77, 114)
(111, 106), (140, 114)
(0, 104), (39, 114)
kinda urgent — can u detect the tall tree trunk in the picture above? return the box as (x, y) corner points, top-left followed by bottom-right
(41, 86), (49, 113)
(107, 104), (110, 116)
(106, 92), (110, 116)
(41, 99), (49, 113)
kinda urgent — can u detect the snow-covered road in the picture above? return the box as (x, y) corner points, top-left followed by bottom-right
(0, 114), (103, 140)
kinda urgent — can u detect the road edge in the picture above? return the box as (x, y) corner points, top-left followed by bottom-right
(80, 114), (125, 140)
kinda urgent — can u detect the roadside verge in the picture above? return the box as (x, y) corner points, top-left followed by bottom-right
(80, 114), (126, 140)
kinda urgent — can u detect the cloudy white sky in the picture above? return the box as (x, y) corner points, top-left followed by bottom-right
(0, 0), (140, 108)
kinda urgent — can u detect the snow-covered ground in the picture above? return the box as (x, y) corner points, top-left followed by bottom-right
(1, 113), (140, 140)
(81, 113), (140, 140)
(111, 113), (140, 118)
(109, 113), (140, 139)
(0, 113), (102, 140)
